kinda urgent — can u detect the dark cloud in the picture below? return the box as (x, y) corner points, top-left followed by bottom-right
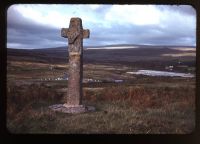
(7, 6), (66, 48)
(88, 20), (195, 46)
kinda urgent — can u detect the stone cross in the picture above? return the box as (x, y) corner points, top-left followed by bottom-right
(61, 18), (89, 106)
(49, 17), (94, 113)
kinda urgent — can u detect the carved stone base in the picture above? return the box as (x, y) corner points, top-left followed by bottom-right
(49, 104), (95, 114)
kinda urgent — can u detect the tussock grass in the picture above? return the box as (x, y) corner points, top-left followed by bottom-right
(7, 83), (63, 120)
(7, 83), (195, 134)
(84, 85), (195, 110)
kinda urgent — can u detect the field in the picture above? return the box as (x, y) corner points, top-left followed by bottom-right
(6, 45), (196, 134)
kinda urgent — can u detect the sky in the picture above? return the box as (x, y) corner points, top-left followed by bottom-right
(7, 4), (196, 49)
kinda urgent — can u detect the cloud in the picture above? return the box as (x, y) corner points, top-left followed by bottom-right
(10, 4), (70, 28)
(7, 5), (66, 48)
(7, 4), (196, 49)
(157, 5), (196, 16)
(105, 5), (161, 25)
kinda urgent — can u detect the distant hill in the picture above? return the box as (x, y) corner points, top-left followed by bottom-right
(7, 44), (196, 50)
(7, 47), (67, 63)
(85, 44), (195, 49)
(7, 45), (196, 68)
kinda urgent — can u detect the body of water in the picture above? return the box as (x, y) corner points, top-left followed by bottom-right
(127, 70), (194, 78)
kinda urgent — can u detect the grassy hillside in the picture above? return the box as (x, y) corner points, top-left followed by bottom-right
(6, 46), (196, 134)
(7, 81), (195, 134)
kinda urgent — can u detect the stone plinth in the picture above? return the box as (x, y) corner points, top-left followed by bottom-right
(49, 104), (95, 114)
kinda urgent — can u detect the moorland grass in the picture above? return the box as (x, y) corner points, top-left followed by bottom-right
(7, 83), (195, 134)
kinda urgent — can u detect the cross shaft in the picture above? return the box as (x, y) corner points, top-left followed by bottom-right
(61, 17), (89, 106)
